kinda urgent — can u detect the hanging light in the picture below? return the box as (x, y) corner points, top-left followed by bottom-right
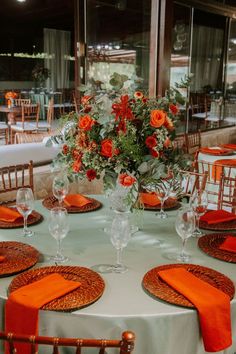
(17, 0), (26, 2)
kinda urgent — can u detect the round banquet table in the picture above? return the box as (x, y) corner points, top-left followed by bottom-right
(0, 196), (235, 354)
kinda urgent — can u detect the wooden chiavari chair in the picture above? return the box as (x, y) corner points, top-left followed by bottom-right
(37, 97), (53, 132)
(13, 98), (31, 106)
(0, 330), (135, 354)
(0, 161), (34, 203)
(0, 122), (9, 144)
(184, 130), (201, 155)
(219, 175), (236, 213)
(178, 170), (208, 200)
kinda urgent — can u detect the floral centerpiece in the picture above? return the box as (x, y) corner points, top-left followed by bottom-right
(32, 64), (50, 87)
(51, 84), (191, 205)
(5, 91), (18, 108)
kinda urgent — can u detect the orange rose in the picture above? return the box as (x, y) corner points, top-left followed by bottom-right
(72, 160), (82, 173)
(100, 139), (113, 158)
(79, 115), (95, 131)
(81, 95), (93, 105)
(119, 173), (136, 187)
(150, 110), (166, 128)
(145, 136), (157, 148)
(164, 116), (174, 131)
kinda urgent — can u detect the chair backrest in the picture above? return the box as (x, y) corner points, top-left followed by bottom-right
(73, 92), (80, 115)
(184, 130), (201, 155)
(173, 134), (186, 152)
(21, 103), (40, 128)
(195, 159), (236, 210)
(0, 161), (34, 198)
(179, 169), (208, 199)
(0, 331), (135, 354)
(14, 98), (31, 106)
(47, 98), (54, 126)
(219, 175), (236, 213)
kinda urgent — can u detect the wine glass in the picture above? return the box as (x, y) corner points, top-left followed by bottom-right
(52, 174), (69, 206)
(156, 183), (170, 219)
(175, 207), (195, 262)
(190, 190), (208, 237)
(16, 187), (34, 237)
(48, 207), (69, 263)
(110, 211), (131, 273)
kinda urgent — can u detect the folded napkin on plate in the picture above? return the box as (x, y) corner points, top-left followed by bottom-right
(219, 236), (236, 253)
(139, 192), (161, 206)
(0, 256), (5, 262)
(221, 144), (236, 150)
(200, 147), (229, 155)
(0, 206), (22, 223)
(5, 273), (81, 354)
(200, 209), (236, 225)
(158, 267), (232, 352)
(212, 159), (236, 181)
(64, 194), (92, 207)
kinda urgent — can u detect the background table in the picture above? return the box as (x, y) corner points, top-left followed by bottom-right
(0, 197), (235, 354)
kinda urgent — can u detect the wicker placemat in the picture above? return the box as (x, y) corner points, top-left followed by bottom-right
(0, 210), (43, 229)
(8, 265), (105, 312)
(42, 195), (102, 213)
(143, 198), (181, 211)
(142, 264), (235, 308)
(0, 242), (39, 277)
(198, 233), (236, 263)
(199, 218), (236, 231)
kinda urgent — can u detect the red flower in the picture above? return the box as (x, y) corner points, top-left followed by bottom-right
(119, 173), (136, 187)
(112, 95), (134, 132)
(169, 104), (179, 115)
(62, 144), (69, 155)
(72, 160), (82, 173)
(100, 139), (113, 158)
(79, 115), (95, 131)
(150, 149), (160, 158)
(164, 137), (171, 148)
(145, 136), (157, 148)
(134, 91), (143, 99)
(86, 169), (97, 181)
(81, 95), (93, 105)
(150, 110), (166, 128)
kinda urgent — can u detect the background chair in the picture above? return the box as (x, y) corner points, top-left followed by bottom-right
(184, 130), (201, 155)
(219, 175), (236, 213)
(0, 330), (135, 354)
(0, 160), (34, 203)
(13, 98), (31, 106)
(178, 170), (208, 199)
(0, 122), (9, 144)
(37, 97), (54, 132)
(10, 103), (40, 143)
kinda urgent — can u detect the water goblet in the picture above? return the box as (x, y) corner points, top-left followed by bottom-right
(52, 174), (69, 206)
(190, 190), (208, 237)
(175, 207), (195, 262)
(16, 187), (34, 237)
(156, 184), (170, 219)
(48, 207), (69, 263)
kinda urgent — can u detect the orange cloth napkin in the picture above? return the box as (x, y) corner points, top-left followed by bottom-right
(219, 236), (236, 253)
(212, 159), (236, 181)
(200, 147), (229, 155)
(221, 144), (236, 150)
(158, 267), (232, 352)
(139, 192), (161, 206)
(0, 206), (22, 222)
(5, 273), (81, 354)
(64, 194), (92, 207)
(0, 256), (5, 262)
(200, 209), (236, 225)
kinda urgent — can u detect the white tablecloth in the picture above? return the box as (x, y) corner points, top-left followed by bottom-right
(0, 197), (235, 354)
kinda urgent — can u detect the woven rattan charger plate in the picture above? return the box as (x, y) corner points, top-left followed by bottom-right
(42, 195), (102, 213)
(0, 242), (39, 277)
(0, 210), (43, 229)
(143, 198), (181, 211)
(142, 264), (235, 308)
(8, 265), (105, 312)
(198, 233), (236, 263)
(199, 218), (236, 231)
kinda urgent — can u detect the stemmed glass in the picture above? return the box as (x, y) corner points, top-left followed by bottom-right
(190, 190), (208, 237)
(175, 207), (195, 262)
(156, 183), (170, 219)
(48, 207), (69, 263)
(52, 174), (69, 206)
(16, 187), (34, 237)
(110, 211), (131, 273)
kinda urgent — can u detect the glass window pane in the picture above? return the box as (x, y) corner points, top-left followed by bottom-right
(86, 0), (151, 92)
